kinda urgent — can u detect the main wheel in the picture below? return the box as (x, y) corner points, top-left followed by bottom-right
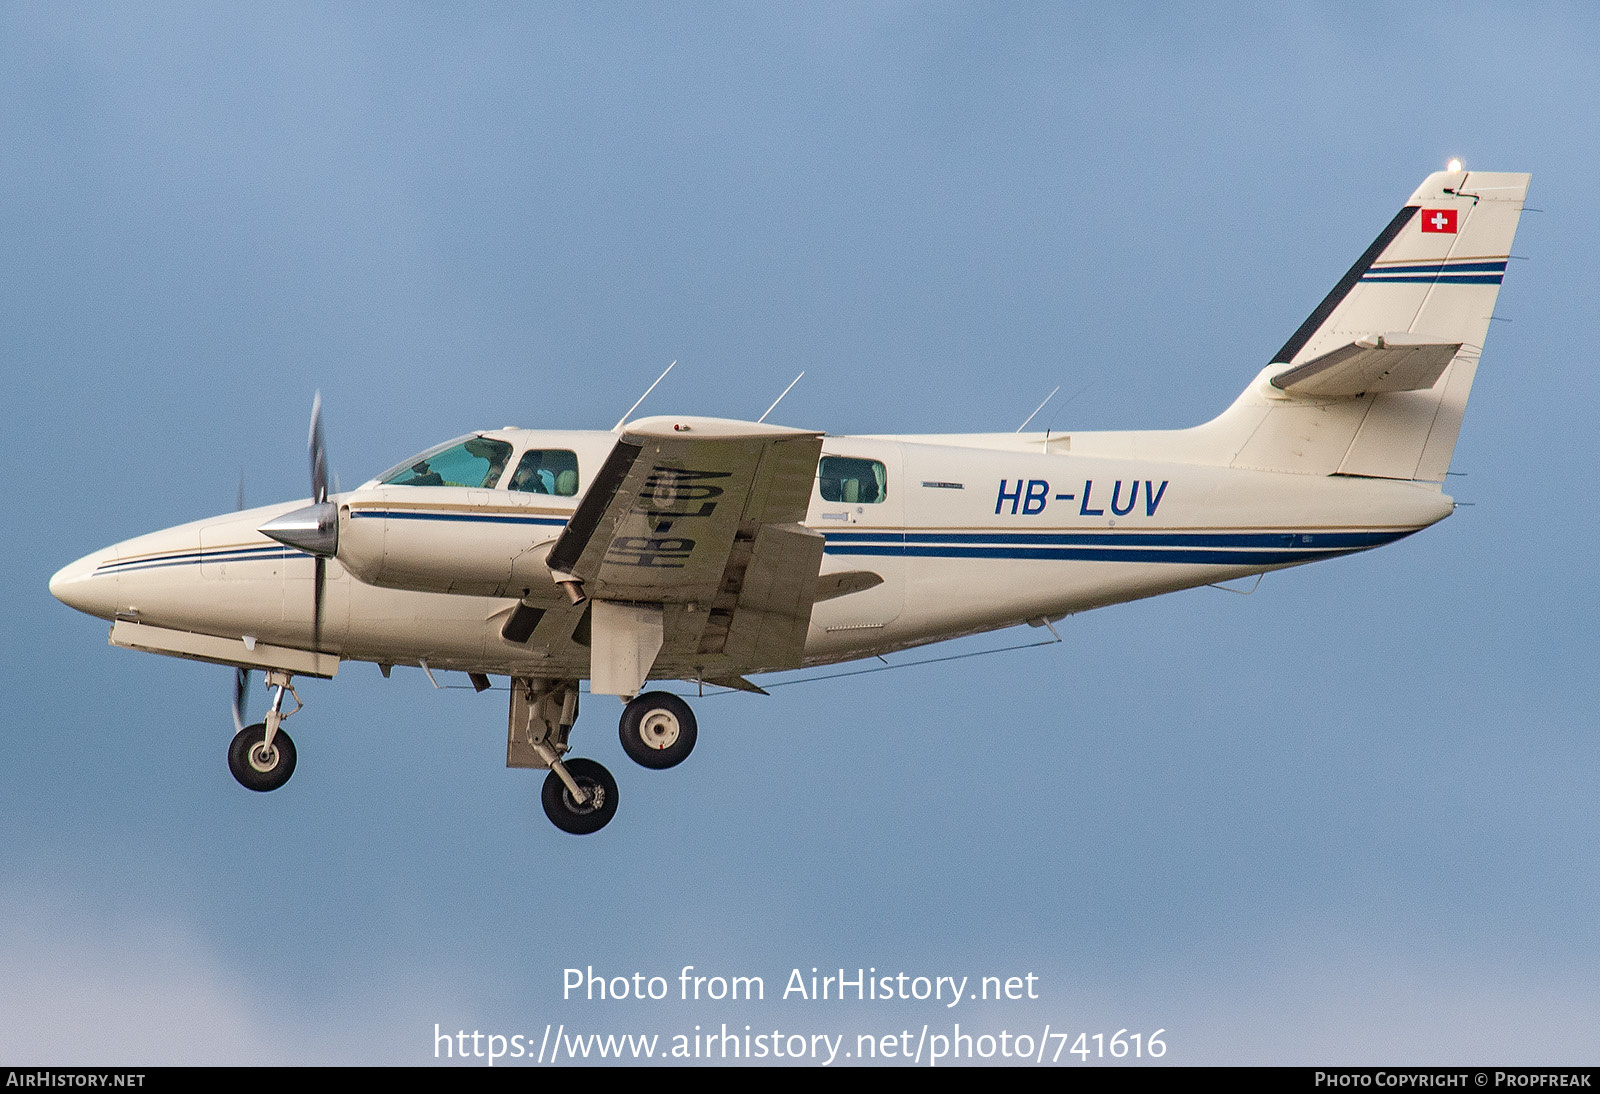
(618, 691), (698, 770)
(541, 758), (618, 834)
(228, 722), (297, 792)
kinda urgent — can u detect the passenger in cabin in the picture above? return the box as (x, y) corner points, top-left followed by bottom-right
(510, 463), (554, 494)
(508, 450), (580, 497)
(819, 456), (886, 505)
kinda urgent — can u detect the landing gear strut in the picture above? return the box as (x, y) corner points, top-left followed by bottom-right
(509, 677), (621, 834)
(507, 679), (706, 833)
(228, 670), (300, 792)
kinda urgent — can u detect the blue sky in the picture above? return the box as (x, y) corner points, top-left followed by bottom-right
(6, 2), (1599, 1065)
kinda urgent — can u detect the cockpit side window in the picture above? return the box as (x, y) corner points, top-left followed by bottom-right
(508, 449), (580, 497)
(377, 437), (513, 488)
(818, 456), (887, 504)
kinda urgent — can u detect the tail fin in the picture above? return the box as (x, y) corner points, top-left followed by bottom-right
(1221, 169), (1530, 481)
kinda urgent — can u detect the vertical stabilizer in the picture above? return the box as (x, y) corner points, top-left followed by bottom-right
(1213, 169), (1530, 481)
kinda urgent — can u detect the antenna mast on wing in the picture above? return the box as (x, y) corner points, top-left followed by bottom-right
(613, 360), (677, 431)
(757, 371), (805, 424)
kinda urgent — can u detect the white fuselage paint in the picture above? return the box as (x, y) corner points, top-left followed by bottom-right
(50, 428), (1454, 681)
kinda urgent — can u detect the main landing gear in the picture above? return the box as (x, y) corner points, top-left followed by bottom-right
(540, 757), (619, 835)
(510, 680), (703, 835)
(618, 691), (698, 770)
(228, 670), (301, 792)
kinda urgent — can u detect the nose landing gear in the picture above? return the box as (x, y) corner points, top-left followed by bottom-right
(227, 670), (301, 792)
(228, 722), (297, 791)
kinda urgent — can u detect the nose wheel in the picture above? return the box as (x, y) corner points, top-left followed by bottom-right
(227, 669), (301, 792)
(229, 722), (297, 791)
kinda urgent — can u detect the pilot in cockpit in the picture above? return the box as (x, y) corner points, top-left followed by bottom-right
(405, 460), (444, 486)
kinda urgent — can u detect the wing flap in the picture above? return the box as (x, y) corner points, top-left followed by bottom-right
(717, 523), (826, 671)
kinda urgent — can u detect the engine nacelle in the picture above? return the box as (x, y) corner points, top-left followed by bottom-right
(334, 487), (572, 600)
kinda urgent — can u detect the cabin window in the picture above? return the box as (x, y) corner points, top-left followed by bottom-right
(508, 449), (581, 497)
(377, 437), (512, 489)
(818, 456), (887, 504)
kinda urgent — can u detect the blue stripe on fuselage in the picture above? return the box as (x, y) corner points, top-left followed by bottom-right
(349, 509), (568, 527)
(97, 523), (1412, 574)
(95, 544), (304, 575)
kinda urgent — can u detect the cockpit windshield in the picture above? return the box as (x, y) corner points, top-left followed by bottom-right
(375, 436), (513, 489)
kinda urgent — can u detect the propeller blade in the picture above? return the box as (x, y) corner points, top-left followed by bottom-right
(233, 477), (252, 730)
(309, 391), (328, 505)
(290, 392), (333, 655)
(312, 557), (325, 653)
(232, 667), (251, 733)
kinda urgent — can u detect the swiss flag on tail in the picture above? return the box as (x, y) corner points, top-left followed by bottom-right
(1421, 208), (1458, 233)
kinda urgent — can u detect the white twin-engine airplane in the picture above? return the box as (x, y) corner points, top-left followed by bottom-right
(51, 168), (1529, 834)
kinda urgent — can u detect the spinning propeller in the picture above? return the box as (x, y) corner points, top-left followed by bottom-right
(232, 470), (251, 731)
(258, 393), (338, 653)
(232, 662), (251, 733)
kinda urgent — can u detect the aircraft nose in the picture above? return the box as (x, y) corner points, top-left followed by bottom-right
(49, 549), (120, 619)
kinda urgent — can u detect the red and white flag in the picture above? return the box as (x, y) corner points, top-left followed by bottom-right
(1421, 208), (1458, 234)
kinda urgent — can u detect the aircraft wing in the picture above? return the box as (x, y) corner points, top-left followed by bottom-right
(545, 416), (825, 690)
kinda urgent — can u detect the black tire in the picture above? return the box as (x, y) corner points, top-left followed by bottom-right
(541, 758), (618, 835)
(228, 722), (297, 792)
(618, 691), (698, 770)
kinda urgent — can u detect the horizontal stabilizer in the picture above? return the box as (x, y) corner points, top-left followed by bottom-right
(1269, 334), (1462, 398)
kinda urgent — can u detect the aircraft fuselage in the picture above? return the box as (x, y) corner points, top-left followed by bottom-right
(50, 427), (1452, 681)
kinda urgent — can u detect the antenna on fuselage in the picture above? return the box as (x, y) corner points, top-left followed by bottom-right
(757, 371), (805, 424)
(613, 360), (677, 431)
(1016, 385), (1061, 432)
(1039, 377), (1101, 444)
